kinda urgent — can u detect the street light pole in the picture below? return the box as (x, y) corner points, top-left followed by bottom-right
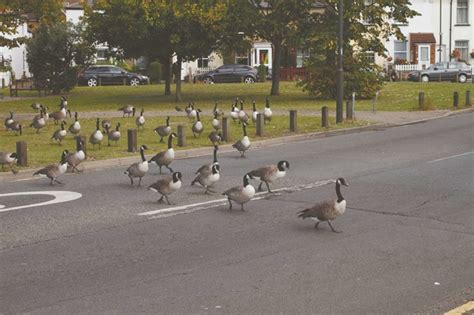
(336, 0), (344, 124)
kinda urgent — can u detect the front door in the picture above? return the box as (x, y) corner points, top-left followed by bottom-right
(418, 44), (431, 69)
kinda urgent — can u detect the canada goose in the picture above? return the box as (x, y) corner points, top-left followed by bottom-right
(191, 109), (203, 137)
(212, 111), (221, 131)
(30, 109), (46, 133)
(195, 145), (219, 175)
(230, 98), (239, 122)
(208, 131), (223, 145)
(232, 123), (250, 157)
(213, 101), (223, 117)
(264, 97), (272, 124)
(124, 144), (149, 185)
(191, 164), (220, 194)
(136, 108), (145, 129)
(118, 105), (135, 117)
(251, 99), (259, 124)
(107, 122), (121, 146)
(238, 99), (249, 124)
(89, 118), (104, 149)
(101, 119), (112, 131)
(50, 103), (70, 124)
(33, 150), (69, 185)
(222, 173), (255, 211)
(31, 102), (42, 111)
(66, 140), (86, 173)
(154, 116), (171, 143)
(4, 112), (15, 130)
(68, 112), (81, 135)
(51, 121), (67, 145)
(186, 103), (197, 120)
(60, 96), (68, 108)
(10, 122), (22, 135)
(148, 171), (183, 204)
(0, 152), (18, 174)
(250, 160), (290, 192)
(297, 178), (349, 233)
(149, 133), (177, 173)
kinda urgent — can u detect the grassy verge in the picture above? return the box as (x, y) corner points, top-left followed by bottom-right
(1, 81), (472, 114)
(0, 115), (371, 169)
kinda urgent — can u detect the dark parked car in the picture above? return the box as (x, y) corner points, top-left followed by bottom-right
(407, 62), (472, 83)
(194, 64), (258, 84)
(78, 65), (149, 87)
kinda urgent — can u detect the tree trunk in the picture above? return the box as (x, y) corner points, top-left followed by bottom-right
(270, 41), (282, 96)
(175, 55), (182, 102)
(162, 56), (171, 96)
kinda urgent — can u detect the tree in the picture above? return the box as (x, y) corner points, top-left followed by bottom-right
(0, 0), (63, 48)
(26, 21), (95, 94)
(299, 0), (419, 99)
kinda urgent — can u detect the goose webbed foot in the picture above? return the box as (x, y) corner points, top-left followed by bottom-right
(265, 182), (272, 193)
(314, 222), (320, 229)
(328, 221), (342, 233)
(158, 196), (164, 203)
(166, 166), (174, 173)
(164, 195), (173, 205)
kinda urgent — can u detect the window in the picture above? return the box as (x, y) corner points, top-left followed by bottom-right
(296, 49), (310, 67)
(96, 49), (106, 60)
(394, 40), (408, 62)
(365, 51), (375, 64)
(235, 54), (249, 65)
(454, 40), (469, 61)
(457, 0), (469, 24)
(197, 57), (209, 68)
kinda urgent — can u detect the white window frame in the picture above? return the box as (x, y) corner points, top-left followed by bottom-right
(394, 40), (408, 62)
(197, 56), (209, 69)
(454, 40), (469, 61)
(96, 49), (107, 61)
(365, 51), (375, 64)
(456, 0), (469, 24)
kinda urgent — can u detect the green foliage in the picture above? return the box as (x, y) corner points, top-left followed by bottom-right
(149, 61), (162, 83)
(26, 21), (95, 94)
(257, 64), (267, 82)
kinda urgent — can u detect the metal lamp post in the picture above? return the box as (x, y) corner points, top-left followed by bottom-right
(336, 0), (344, 124)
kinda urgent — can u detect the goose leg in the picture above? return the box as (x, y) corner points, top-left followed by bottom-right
(129, 176), (134, 185)
(164, 195), (172, 205)
(159, 165), (162, 174)
(327, 221), (341, 233)
(158, 195), (164, 203)
(54, 178), (64, 185)
(257, 182), (263, 192)
(314, 222), (320, 229)
(228, 199), (232, 211)
(166, 165), (174, 173)
(138, 177), (142, 186)
(49, 178), (54, 185)
(265, 181), (272, 193)
(241, 204), (245, 211)
(160, 137), (164, 143)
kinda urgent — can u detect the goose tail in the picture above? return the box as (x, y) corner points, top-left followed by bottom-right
(296, 208), (310, 219)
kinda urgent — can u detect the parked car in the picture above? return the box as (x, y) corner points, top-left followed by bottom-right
(78, 65), (150, 87)
(407, 62), (472, 83)
(194, 64), (259, 84)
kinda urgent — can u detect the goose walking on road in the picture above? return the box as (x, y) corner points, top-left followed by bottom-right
(297, 178), (349, 233)
(124, 145), (149, 186)
(191, 164), (220, 194)
(0, 152), (18, 174)
(33, 150), (69, 185)
(66, 140), (86, 173)
(149, 133), (177, 173)
(232, 123), (250, 157)
(89, 118), (104, 149)
(148, 172), (183, 204)
(222, 173), (255, 211)
(249, 160), (290, 193)
(195, 145), (219, 175)
(154, 116), (171, 143)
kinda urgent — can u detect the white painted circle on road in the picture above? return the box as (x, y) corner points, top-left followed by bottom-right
(0, 191), (82, 213)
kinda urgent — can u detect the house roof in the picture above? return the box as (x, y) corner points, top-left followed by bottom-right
(409, 33), (436, 44)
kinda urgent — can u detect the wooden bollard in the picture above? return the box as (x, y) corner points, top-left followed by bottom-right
(127, 129), (137, 152)
(453, 92), (459, 108)
(322, 106), (329, 128)
(418, 92), (425, 110)
(346, 100), (353, 120)
(289, 110), (297, 132)
(222, 117), (230, 142)
(75, 136), (87, 155)
(466, 90), (472, 107)
(177, 125), (185, 147)
(256, 113), (263, 136)
(16, 141), (27, 166)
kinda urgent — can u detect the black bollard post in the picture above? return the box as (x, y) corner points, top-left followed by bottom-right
(290, 110), (297, 132)
(256, 113), (264, 136)
(453, 92), (459, 109)
(322, 106), (329, 128)
(127, 129), (137, 152)
(177, 125), (185, 147)
(222, 117), (230, 142)
(466, 90), (472, 107)
(346, 100), (353, 120)
(16, 141), (27, 166)
(418, 92), (425, 110)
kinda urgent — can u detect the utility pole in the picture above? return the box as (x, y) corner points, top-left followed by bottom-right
(336, 0), (344, 124)
(439, 0), (443, 62)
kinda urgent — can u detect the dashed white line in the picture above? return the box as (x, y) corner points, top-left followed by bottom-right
(427, 151), (474, 163)
(0, 191), (82, 213)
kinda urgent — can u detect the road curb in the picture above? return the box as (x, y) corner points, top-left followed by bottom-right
(1, 108), (472, 182)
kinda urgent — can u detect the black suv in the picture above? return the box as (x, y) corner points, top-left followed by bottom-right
(194, 64), (258, 84)
(408, 62), (472, 83)
(78, 65), (149, 87)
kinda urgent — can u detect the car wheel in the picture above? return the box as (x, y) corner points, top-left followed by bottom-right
(203, 77), (214, 84)
(130, 77), (140, 86)
(244, 76), (255, 84)
(421, 75), (429, 83)
(458, 74), (467, 83)
(87, 78), (98, 87)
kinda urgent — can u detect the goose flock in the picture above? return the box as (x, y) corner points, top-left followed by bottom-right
(1, 96), (349, 232)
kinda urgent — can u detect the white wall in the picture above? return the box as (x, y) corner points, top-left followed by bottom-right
(0, 23), (31, 79)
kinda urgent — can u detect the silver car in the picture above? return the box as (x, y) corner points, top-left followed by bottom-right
(408, 62), (472, 83)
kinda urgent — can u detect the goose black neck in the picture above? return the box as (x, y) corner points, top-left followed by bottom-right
(166, 117), (170, 126)
(196, 111), (200, 121)
(253, 101), (256, 111)
(243, 175), (250, 187)
(278, 161), (285, 171)
(96, 119), (100, 130)
(243, 124), (247, 136)
(240, 102), (244, 110)
(213, 102), (217, 111)
(168, 135), (173, 149)
(336, 181), (344, 202)
(61, 152), (67, 164)
(116, 124), (120, 131)
(74, 112), (78, 121)
(140, 147), (146, 162)
(213, 147), (218, 163)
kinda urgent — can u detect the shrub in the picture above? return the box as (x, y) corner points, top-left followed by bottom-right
(257, 64), (267, 82)
(148, 61), (162, 83)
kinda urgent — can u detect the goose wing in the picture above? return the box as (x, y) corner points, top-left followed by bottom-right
(297, 200), (334, 220)
(195, 163), (211, 174)
(149, 177), (172, 194)
(34, 163), (59, 177)
(223, 186), (243, 198)
(250, 165), (277, 181)
(149, 151), (165, 162)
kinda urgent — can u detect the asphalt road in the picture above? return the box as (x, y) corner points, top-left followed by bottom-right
(1, 113), (473, 314)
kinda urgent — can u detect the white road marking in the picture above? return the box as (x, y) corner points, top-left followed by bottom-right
(428, 151), (474, 163)
(0, 191), (82, 213)
(138, 179), (334, 218)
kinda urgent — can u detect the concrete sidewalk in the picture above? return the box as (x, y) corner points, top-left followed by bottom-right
(1, 107), (472, 182)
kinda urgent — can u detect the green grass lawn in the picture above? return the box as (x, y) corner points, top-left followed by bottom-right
(1, 81), (472, 114)
(0, 115), (370, 169)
